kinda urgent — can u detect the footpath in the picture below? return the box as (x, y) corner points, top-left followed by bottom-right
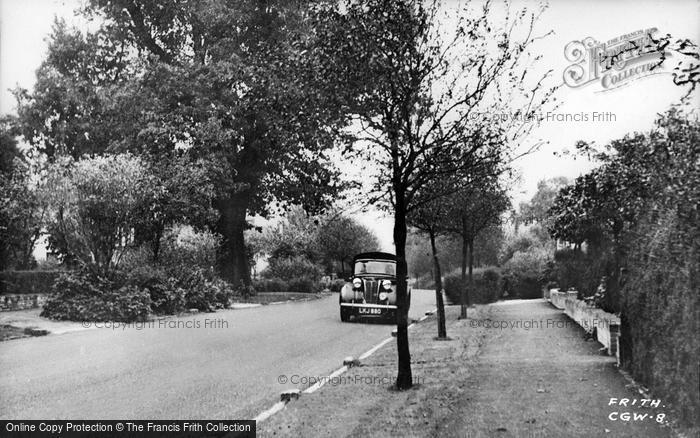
(258, 300), (672, 437)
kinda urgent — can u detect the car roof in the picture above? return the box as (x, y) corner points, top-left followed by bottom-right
(353, 252), (397, 263)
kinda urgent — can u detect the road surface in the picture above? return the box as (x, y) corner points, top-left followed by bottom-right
(0, 289), (436, 419)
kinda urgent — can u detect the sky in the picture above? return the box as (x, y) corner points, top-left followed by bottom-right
(1, 0), (699, 252)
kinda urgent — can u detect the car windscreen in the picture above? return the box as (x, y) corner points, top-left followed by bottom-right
(354, 260), (396, 275)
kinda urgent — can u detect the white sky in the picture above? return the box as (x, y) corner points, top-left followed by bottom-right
(1, 0), (699, 251)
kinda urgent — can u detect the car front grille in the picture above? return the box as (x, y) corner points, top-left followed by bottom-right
(362, 279), (380, 303)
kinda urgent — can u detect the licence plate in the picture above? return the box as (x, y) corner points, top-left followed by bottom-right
(358, 307), (383, 315)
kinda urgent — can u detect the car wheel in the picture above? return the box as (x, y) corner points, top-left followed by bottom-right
(340, 307), (350, 322)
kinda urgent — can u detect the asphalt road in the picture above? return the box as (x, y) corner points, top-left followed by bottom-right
(0, 289), (436, 419)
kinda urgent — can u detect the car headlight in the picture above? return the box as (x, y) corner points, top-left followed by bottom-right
(382, 280), (392, 290)
(352, 278), (362, 289)
(379, 292), (388, 301)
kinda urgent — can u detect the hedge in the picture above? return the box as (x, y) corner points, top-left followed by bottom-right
(443, 268), (501, 305)
(0, 270), (64, 295)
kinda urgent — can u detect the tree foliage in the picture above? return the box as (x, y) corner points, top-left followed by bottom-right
(317, 0), (555, 388)
(14, 0), (353, 287)
(0, 160), (48, 270)
(43, 154), (150, 274)
(547, 109), (700, 425)
(315, 215), (380, 276)
(516, 177), (569, 227)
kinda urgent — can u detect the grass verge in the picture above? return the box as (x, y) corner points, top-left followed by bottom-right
(258, 305), (492, 437)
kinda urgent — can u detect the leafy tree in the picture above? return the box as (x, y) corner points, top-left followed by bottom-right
(317, 0), (555, 388)
(0, 116), (21, 177)
(258, 206), (322, 263)
(14, 1), (351, 288)
(43, 154), (150, 275)
(446, 181), (510, 317)
(0, 160), (48, 270)
(315, 214), (380, 277)
(13, 20), (134, 159)
(407, 181), (454, 339)
(134, 155), (219, 262)
(471, 224), (504, 267)
(407, 231), (463, 280)
(516, 177), (569, 228)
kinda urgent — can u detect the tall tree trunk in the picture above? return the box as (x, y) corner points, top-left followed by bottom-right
(393, 188), (412, 390)
(460, 216), (468, 318)
(429, 229), (447, 339)
(216, 190), (252, 287)
(151, 222), (164, 262)
(467, 236), (474, 307)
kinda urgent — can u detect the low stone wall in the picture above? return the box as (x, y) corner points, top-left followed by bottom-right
(0, 294), (48, 312)
(547, 288), (620, 360)
(561, 293), (620, 358)
(549, 289), (577, 310)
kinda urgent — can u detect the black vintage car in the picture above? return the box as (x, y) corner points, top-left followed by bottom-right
(339, 252), (411, 322)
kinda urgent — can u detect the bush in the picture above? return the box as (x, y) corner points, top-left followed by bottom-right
(179, 269), (234, 311)
(443, 267), (501, 305)
(234, 281), (256, 299)
(0, 270), (63, 295)
(125, 267), (186, 315)
(329, 278), (346, 292)
(501, 246), (550, 299)
(550, 247), (612, 302)
(158, 225), (220, 275)
(42, 154), (151, 275)
(253, 277), (289, 292)
(120, 226), (230, 312)
(287, 277), (320, 293)
(264, 256), (323, 282)
(443, 275), (462, 304)
(41, 270), (151, 322)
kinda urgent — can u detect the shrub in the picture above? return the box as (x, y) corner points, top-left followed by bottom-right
(287, 277), (319, 294)
(264, 256), (323, 282)
(158, 225), (220, 276)
(253, 277), (289, 292)
(120, 226), (229, 313)
(501, 246), (550, 299)
(443, 274), (462, 304)
(550, 247), (612, 302)
(443, 267), (501, 305)
(234, 281), (256, 299)
(42, 154), (150, 275)
(329, 278), (346, 292)
(125, 266), (186, 315)
(179, 269), (234, 311)
(41, 270), (151, 322)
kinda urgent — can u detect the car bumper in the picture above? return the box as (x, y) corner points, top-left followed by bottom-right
(340, 303), (397, 318)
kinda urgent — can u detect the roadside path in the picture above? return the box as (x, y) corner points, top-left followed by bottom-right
(259, 300), (672, 437)
(444, 300), (670, 437)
